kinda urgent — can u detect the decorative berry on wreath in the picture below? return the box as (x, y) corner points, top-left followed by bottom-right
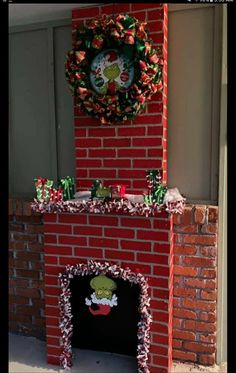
(65, 13), (163, 125)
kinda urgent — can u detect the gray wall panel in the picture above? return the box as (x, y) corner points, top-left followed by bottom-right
(9, 29), (53, 196)
(54, 25), (75, 180)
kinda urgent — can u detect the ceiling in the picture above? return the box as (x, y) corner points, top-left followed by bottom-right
(9, 4), (98, 27)
(8, 4), (211, 28)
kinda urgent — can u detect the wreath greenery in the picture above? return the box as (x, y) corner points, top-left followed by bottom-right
(65, 13), (163, 125)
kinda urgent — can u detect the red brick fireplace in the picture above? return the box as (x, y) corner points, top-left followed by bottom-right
(43, 3), (173, 373)
(45, 212), (173, 373)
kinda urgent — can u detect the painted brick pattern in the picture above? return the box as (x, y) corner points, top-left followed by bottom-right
(72, 3), (168, 193)
(173, 205), (218, 366)
(8, 198), (45, 339)
(43, 211), (174, 373)
(9, 201), (218, 369)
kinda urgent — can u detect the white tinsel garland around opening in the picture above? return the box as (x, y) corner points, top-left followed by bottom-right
(58, 260), (152, 372)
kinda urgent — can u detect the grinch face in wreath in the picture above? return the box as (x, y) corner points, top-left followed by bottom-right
(85, 275), (118, 316)
(90, 49), (134, 95)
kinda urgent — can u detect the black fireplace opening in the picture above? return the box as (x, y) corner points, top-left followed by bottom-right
(70, 274), (140, 356)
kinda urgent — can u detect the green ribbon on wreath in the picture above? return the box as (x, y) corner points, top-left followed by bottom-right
(122, 15), (136, 30)
(135, 39), (146, 53)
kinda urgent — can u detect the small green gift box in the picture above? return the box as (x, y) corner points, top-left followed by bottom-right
(58, 176), (75, 201)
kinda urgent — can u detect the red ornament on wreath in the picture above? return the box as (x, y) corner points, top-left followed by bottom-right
(65, 13), (163, 125)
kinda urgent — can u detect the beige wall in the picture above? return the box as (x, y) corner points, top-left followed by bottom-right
(168, 4), (222, 204)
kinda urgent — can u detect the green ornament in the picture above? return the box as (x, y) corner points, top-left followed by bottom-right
(91, 179), (102, 199)
(95, 77), (105, 87)
(96, 186), (111, 199)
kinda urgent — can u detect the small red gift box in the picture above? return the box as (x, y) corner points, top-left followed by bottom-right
(49, 187), (64, 203)
(109, 184), (127, 199)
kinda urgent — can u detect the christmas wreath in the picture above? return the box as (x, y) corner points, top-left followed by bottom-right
(65, 13), (163, 125)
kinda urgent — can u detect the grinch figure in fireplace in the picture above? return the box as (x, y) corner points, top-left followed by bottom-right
(85, 275), (118, 316)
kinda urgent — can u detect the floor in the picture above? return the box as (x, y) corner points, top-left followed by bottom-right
(9, 333), (227, 373)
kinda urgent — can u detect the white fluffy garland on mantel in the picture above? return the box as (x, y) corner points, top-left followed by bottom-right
(31, 188), (185, 216)
(58, 260), (152, 372)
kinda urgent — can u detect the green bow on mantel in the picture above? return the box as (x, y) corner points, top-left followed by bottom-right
(58, 176), (75, 201)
